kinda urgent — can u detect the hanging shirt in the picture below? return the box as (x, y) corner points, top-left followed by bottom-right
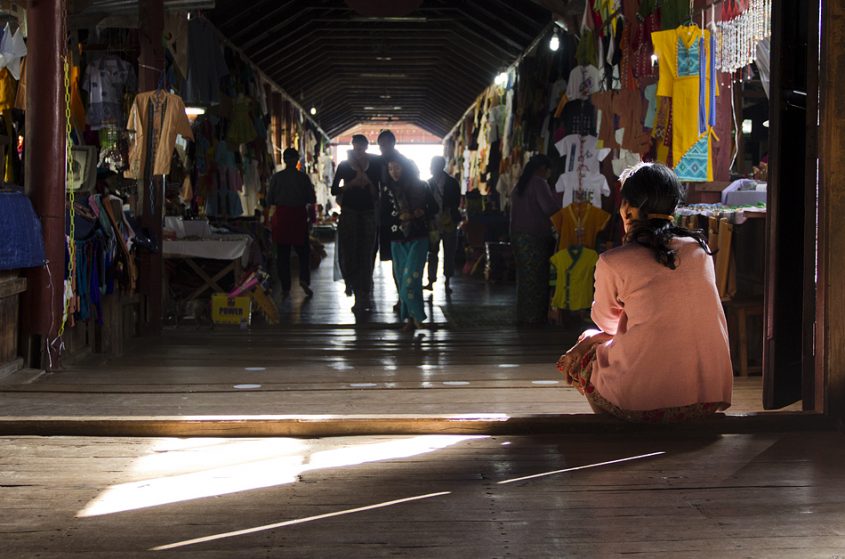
(555, 134), (600, 174)
(0, 23), (26, 80)
(125, 90), (194, 179)
(548, 78), (568, 112)
(551, 203), (610, 251)
(185, 17), (229, 105)
(560, 99), (598, 137)
(554, 171), (610, 209)
(0, 68), (14, 112)
(652, 25), (718, 182)
(565, 65), (603, 101)
(612, 148), (643, 177)
(82, 55), (137, 130)
(550, 246), (599, 311)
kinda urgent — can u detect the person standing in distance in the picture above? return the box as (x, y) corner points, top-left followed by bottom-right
(376, 129), (420, 310)
(266, 147), (317, 299)
(331, 134), (380, 312)
(509, 154), (558, 325)
(424, 156), (461, 294)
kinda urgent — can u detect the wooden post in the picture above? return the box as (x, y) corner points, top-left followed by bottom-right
(818, 0), (845, 426)
(21, 0), (66, 370)
(137, 0), (165, 335)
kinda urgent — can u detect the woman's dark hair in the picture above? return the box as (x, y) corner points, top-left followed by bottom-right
(351, 134), (369, 146)
(620, 163), (711, 269)
(515, 154), (551, 196)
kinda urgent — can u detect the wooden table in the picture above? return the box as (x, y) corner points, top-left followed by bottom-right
(163, 236), (251, 303)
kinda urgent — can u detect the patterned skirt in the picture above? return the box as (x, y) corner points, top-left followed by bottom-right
(557, 347), (726, 423)
(511, 232), (551, 324)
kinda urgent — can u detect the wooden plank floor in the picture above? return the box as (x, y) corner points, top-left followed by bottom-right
(1, 431), (844, 557)
(0, 241), (797, 419)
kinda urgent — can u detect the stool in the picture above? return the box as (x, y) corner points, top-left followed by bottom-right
(723, 298), (764, 376)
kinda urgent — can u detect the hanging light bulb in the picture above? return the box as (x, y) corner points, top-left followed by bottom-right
(310, 106), (317, 116)
(549, 30), (560, 52)
(494, 72), (508, 87)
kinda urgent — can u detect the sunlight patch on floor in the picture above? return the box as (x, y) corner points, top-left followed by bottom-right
(77, 435), (485, 518)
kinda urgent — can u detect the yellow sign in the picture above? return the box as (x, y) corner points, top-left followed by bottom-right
(211, 294), (252, 325)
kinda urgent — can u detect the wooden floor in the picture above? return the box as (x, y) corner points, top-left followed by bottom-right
(1, 243), (837, 557)
(1, 431), (844, 557)
(0, 241), (798, 420)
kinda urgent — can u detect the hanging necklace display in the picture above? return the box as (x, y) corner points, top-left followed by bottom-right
(715, 0), (771, 74)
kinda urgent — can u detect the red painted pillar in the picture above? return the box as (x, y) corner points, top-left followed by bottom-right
(22, 0), (66, 369)
(137, 0), (165, 334)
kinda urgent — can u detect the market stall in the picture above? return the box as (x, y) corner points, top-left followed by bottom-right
(445, 0), (772, 342)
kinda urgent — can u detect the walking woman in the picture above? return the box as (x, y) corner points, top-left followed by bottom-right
(380, 158), (438, 332)
(509, 154), (558, 325)
(556, 163), (733, 422)
(266, 148), (317, 298)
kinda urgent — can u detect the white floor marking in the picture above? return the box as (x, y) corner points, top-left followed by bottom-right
(151, 491), (452, 551)
(498, 451), (667, 485)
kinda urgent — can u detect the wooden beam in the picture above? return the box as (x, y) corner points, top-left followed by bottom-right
(22, 0), (66, 370)
(818, 0), (845, 426)
(137, 0), (165, 336)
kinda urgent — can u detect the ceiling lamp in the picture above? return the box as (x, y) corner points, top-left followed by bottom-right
(310, 106), (317, 116)
(549, 30), (560, 52)
(494, 72), (508, 87)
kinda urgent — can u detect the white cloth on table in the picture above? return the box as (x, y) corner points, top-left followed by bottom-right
(164, 234), (252, 265)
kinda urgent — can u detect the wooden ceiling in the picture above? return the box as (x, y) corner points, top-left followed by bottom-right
(209, 0), (554, 138)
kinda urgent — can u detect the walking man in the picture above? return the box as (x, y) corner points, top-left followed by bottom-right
(424, 156), (461, 294)
(266, 148), (316, 298)
(331, 134), (380, 312)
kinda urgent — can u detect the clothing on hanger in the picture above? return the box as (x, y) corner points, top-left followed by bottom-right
(652, 24), (718, 181)
(550, 245), (600, 311)
(125, 89), (194, 179)
(551, 202), (610, 251)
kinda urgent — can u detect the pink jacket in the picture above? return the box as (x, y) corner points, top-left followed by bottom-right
(591, 238), (733, 411)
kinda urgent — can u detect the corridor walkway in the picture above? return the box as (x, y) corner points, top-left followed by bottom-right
(0, 240), (797, 433)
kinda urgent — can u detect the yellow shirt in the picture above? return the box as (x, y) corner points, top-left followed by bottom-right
(551, 203), (610, 252)
(550, 247), (599, 311)
(652, 25), (718, 182)
(126, 90), (194, 179)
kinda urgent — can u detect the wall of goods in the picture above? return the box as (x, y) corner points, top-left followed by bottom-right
(2, 9), (335, 355)
(445, 0), (771, 314)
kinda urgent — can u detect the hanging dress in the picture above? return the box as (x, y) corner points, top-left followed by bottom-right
(651, 25), (718, 182)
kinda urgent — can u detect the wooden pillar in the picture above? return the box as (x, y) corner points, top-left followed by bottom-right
(137, 0), (165, 334)
(818, 0), (845, 426)
(21, 0), (66, 369)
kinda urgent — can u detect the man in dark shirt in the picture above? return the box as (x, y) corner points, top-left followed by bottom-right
(425, 156), (462, 294)
(266, 148), (316, 298)
(331, 134), (380, 312)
